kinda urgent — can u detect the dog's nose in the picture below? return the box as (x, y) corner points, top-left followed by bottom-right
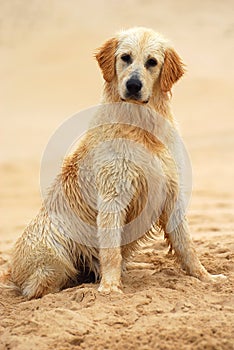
(126, 78), (142, 95)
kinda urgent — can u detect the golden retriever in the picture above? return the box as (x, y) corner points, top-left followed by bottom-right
(6, 27), (225, 298)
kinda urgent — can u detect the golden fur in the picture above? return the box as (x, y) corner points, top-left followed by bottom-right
(5, 27), (225, 299)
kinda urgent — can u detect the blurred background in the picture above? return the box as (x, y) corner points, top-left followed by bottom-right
(1, 0), (234, 243)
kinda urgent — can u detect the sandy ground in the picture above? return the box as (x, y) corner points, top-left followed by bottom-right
(0, 1), (234, 349)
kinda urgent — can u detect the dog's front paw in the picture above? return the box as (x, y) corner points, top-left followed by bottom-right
(98, 282), (123, 294)
(199, 273), (227, 283)
(209, 273), (227, 282)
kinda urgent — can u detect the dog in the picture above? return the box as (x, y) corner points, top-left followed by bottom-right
(6, 27), (225, 299)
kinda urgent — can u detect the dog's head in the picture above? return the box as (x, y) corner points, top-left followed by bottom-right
(95, 27), (185, 104)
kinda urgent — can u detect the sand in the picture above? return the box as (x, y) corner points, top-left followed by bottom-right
(0, 1), (234, 349)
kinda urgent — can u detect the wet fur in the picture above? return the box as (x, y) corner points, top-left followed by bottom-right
(6, 27), (225, 299)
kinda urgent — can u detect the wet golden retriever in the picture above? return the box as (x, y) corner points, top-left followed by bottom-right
(6, 27), (225, 298)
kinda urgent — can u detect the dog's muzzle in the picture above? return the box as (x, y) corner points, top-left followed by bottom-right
(125, 77), (142, 100)
(126, 78), (142, 95)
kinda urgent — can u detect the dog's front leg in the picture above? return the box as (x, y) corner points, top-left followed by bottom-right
(98, 247), (123, 293)
(165, 218), (226, 282)
(97, 205), (124, 293)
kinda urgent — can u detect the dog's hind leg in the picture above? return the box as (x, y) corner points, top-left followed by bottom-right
(20, 266), (67, 299)
(11, 256), (74, 299)
(10, 233), (77, 299)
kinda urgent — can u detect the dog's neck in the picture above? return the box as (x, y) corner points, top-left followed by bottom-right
(148, 86), (174, 123)
(102, 81), (174, 123)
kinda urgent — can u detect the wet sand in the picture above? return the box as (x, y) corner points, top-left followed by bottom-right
(0, 1), (233, 349)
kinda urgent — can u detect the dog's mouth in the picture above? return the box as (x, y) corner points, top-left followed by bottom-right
(121, 96), (149, 104)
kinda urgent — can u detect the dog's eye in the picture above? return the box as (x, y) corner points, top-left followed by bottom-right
(146, 58), (158, 68)
(121, 54), (132, 64)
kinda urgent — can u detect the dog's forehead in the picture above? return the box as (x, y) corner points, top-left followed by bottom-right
(116, 28), (167, 58)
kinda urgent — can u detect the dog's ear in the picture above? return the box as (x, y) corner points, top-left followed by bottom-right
(160, 48), (185, 92)
(95, 38), (118, 83)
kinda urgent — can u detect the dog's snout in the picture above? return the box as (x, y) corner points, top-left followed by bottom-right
(126, 78), (142, 95)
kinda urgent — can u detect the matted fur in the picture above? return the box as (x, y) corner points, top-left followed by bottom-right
(5, 27), (225, 299)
